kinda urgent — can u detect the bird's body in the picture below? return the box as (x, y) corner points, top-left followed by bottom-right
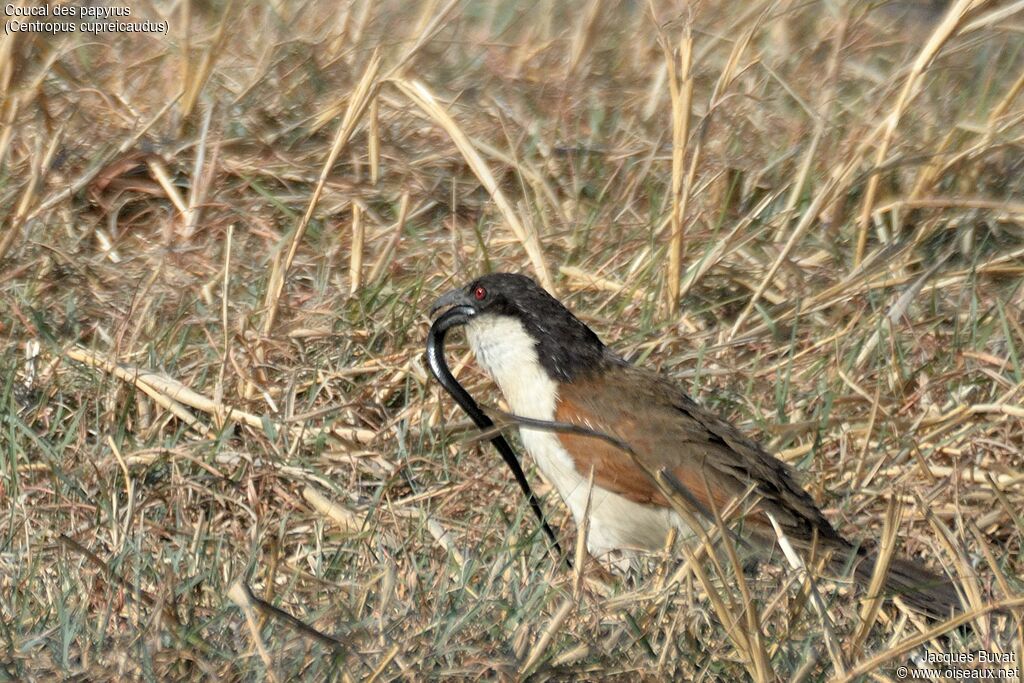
(467, 312), (685, 562)
(432, 272), (959, 616)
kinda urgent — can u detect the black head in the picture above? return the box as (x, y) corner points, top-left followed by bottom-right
(430, 273), (607, 381)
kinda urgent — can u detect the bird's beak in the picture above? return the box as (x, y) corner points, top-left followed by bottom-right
(430, 288), (473, 318)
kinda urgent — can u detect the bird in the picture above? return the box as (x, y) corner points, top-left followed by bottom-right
(430, 271), (961, 618)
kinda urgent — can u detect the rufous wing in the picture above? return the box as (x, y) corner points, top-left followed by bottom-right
(552, 361), (846, 549)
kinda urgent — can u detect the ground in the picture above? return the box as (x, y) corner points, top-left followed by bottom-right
(1, 0), (1023, 680)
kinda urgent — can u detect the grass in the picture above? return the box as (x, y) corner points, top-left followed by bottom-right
(2, 0), (1024, 679)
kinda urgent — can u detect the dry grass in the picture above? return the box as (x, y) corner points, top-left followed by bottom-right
(2, 0), (1024, 679)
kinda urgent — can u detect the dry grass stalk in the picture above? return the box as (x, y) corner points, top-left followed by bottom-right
(0, 96), (18, 167)
(767, 514), (848, 677)
(922, 498), (985, 618)
(0, 133), (48, 260)
(652, 470), (768, 681)
(849, 498), (901, 657)
(261, 51), (382, 338)
(567, 0), (603, 79)
(368, 96), (380, 185)
(659, 6), (759, 315)
(366, 192), (409, 284)
(365, 645), (400, 683)
(713, 501), (772, 680)
(678, 190), (781, 301)
(658, 12), (694, 315)
(834, 597), (1024, 683)
(227, 581), (283, 683)
(559, 264), (635, 298)
(425, 516), (465, 569)
(520, 598), (575, 676)
(780, 14), (847, 238)
(147, 158), (188, 217)
(388, 0), (463, 77)
(303, 486), (366, 534)
(573, 468), (594, 600)
(854, 0), (986, 265)
(65, 346), (213, 437)
(727, 120), (886, 339)
(967, 521), (1016, 607)
(215, 223), (233, 425)
(182, 105), (215, 239)
(392, 78), (553, 290)
(180, 0), (234, 120)
(66, 346), (376, 444)
(106, 435), (135, 552)
(349, 202), (364, 295)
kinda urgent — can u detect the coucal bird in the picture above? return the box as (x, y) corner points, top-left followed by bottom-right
(431, 272), (961, 618)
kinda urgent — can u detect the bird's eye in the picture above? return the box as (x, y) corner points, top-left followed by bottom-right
(472, 285), (487, 301)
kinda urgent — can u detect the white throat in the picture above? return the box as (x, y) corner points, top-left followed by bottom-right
(464, 314), (556, 420)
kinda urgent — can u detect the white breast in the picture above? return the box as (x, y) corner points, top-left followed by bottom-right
(465, 314), (556, 421)
(465, 314), (686, 565)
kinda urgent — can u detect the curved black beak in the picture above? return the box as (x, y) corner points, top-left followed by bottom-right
(429, 288), (474, 318)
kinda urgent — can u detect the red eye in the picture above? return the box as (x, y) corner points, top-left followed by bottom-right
(472, 285), (487, 301)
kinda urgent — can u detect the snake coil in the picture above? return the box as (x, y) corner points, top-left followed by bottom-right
(426, 306), (565, 561)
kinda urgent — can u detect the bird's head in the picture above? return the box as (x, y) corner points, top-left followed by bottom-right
(430, 272), (606, 383)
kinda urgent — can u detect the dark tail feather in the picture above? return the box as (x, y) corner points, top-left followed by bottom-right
(845, 549), (962, 620)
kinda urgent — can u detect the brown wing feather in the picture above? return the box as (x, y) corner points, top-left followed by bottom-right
(554, 361), (846, 549)
(554, 400), (669, 506)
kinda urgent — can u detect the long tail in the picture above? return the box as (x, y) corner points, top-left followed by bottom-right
(843, 548), (962, 620)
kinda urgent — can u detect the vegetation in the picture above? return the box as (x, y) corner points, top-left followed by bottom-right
(2, 0), (1022, 679)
